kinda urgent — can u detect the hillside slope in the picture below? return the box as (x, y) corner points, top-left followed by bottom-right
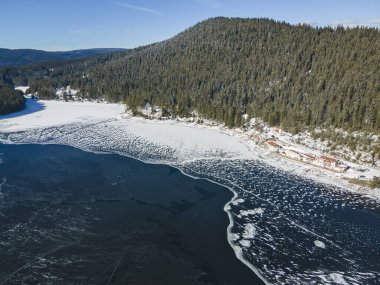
(2, 18), (380, 133)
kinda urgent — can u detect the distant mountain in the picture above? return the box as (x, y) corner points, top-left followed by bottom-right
(0, 48), (125, 66)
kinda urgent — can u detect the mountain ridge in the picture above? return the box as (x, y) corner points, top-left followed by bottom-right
(0, 48), (126, 66)
(1, 17), (380, 134)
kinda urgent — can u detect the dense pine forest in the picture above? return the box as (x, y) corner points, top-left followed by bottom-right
(1, 17), (379, 133)
(0, 84), (24, 115)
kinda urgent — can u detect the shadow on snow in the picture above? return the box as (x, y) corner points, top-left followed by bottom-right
(0, 98), (46, 120)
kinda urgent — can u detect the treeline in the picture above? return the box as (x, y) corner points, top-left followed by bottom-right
(1, 17), (380, 133)
(0, 84), (24, 115)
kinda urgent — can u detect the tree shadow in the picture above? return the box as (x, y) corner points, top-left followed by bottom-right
(0, 98), (46, 120)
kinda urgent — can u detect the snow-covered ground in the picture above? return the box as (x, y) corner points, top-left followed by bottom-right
(14, 86), (30, 93)
(0, 99), (123, 132)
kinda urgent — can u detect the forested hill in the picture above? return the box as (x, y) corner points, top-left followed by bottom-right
(0, 48), (125, 66)
(2, 17), (380, 133)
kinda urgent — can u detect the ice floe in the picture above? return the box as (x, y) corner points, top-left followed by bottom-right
(240, 240), (251, 247)
(240, 208), (264, 216)
(228, 233), (240, 241)
(329, 272), (347, 284)
(314, 240), (326, 249)
(232, 198), (245, 205)
(242, 223), (256, 239)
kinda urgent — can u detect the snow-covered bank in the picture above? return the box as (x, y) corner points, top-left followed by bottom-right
(0, 99), (379, 198)
(0, 99), (254, 161)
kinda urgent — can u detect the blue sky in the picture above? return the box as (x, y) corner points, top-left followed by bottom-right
(1, 0), (379, 51)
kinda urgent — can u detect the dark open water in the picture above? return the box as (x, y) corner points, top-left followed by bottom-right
(0, 144), (263, 284)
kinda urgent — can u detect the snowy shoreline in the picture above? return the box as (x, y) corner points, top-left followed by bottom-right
(1, 98), (379, 200)
(119, 114), (380, 200)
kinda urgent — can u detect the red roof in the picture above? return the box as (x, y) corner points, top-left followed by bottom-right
(320, 155), (338, 163)
(266, 140), (279, 147)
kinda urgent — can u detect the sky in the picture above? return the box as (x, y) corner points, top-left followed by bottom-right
(1, 0), (379, 51)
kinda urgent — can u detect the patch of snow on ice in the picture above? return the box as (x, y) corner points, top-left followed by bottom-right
(242, 223), (256, 239)
(240, 207), (264, 216)
(232, 198), (245, 205)
(240, 240), (251, 247)
(329, 272), (347, 284)
(254, 207), (264, 214)
(314, 240), (326, 249)
(228, 233), (239, 241)
(224, 204), (231, 211)
(0, 177), (6, 197)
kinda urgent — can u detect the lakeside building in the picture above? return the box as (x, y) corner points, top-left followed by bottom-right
(318, 155), (339, 168)
(316, 155), (348, 172)
(264, 140), (348, 172)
